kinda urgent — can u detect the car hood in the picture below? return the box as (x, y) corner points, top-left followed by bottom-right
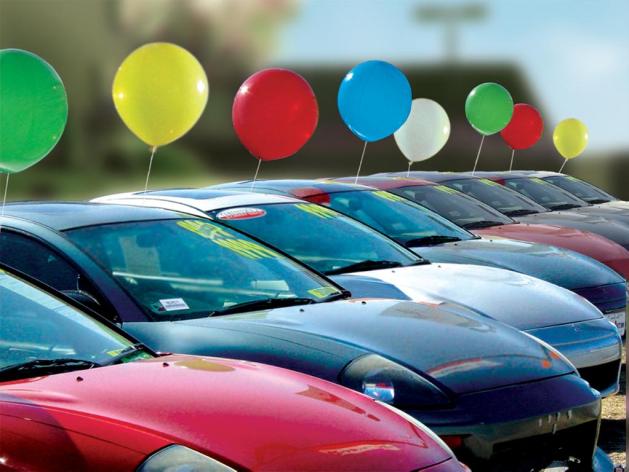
(357, 264), (603, 330)
(471, 222), (629, 278)
(517, 211), (629, 248)
(0, 355), (448, 471)
(571, 205), (629, 226)
(180, 299), (575, 394)
(411, 237), (622, 290)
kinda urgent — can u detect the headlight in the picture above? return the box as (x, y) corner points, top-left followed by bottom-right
(521, 331), (578, 373)
(339, 354), (450, 407)
(137, 445), (236, 472)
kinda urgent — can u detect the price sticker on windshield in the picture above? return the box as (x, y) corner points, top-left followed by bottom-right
(434, 185), (458, 194)
(532, 178), (549, 185)
(295, 203), (339, 219)
(480, 179), (500, 187)
(308, 286), (339, 299)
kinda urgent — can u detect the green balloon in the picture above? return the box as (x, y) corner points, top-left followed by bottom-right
(0, 49), (68, 173)
(465, 82), (513, 136)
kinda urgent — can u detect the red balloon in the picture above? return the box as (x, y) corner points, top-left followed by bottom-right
(232, 68), (318, 161)
(500, 103), (543, 150)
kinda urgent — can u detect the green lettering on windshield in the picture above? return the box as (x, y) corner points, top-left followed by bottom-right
(372, 190), (406, 202)
(295, 203), (338, 219)
(434, 185), (458, 194)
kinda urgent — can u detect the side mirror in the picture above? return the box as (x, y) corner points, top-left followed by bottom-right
(62, 290), (102, 313)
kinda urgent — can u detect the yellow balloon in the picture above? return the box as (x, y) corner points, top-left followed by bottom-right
(112, 42), (208, 147)
(553, 118), (588, 159)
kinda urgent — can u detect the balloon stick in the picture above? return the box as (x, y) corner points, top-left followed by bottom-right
(0, 173), (10, 234)
(143, 146), (157, 193)
(251, 158), (262, 190)
(471, 135), (485, 175)
(354, 141), (368, 184)
(559, 159), (567, 173)
(406, 161), (412, 178)
(508, 149), (515, 172)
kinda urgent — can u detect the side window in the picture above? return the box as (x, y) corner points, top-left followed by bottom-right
(0, 231), (111, 319)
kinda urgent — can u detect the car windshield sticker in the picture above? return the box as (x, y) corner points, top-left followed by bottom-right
(159, 298), (190, 311)
(308, 286), (339, 298)
(372, 190), (406, 202)
(532, 178), (548, 185)
(480, 179), (500, 187)
(216, 207), (267, 221)
(294, 203), (338, 219)
(434, 185), (458, 194)
(177, 220), (279, 259)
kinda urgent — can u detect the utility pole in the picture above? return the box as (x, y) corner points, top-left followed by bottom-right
(416, 3), (487, 62)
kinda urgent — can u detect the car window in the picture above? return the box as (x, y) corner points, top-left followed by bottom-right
(504, 178), (588, 210)
(208, 202), (421, 274)
(66, 218), (341, 320)
(446, 179), (547, 216)
(543, 176), (615, 204)
(0, 269), (144, 373)
(389, 185), (513, 229)
(322, 190), (474, 245)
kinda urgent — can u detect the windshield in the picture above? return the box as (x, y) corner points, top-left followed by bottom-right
(322, 190), (474, 245)
(67, 219), (341, 320)
(543, 176), (616, 204)
(504, 178), (588, 210)
(446, 178), (547, 216)
(208, 203), (422, 275)
(388, 185), (513, 229)
(0, 269), (147, 377)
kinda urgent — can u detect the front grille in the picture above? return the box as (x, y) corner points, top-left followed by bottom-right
(459, 420), (599, 471)
(578, 359), (621, 393)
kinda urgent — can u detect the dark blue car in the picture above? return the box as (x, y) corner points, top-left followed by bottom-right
(0, 202), (609, 470)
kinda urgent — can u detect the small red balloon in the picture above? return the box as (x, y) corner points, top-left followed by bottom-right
(500, 103), (543, 150)
(232, 68), (318, 161)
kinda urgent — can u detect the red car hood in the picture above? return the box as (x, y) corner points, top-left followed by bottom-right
(473, 222), (629, 278)
(0, 355), (449, 471)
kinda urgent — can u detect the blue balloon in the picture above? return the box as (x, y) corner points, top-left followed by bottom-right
(337, 60), (412, 142)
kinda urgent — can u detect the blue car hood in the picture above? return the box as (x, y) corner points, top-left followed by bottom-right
(177, 299), (575, 395)
(411, 237), (623, 291)
(517, 211), (629, 248)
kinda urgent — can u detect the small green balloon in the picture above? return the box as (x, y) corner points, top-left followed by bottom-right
(465, 82), (513, 136)
(0, 49), (68, 174)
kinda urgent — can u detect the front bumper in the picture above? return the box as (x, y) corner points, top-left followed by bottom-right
(406, 374), (602, 471)
(526, 318), (622, 397)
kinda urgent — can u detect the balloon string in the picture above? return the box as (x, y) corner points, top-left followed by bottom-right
(559, 159), (567, 173)
(471, 135), (485, 175)
(406, 161), (412, 178)
(251, 159), (262, 190)
(354, 141), (368, 184)
(143, 146), (157, 194)
(0, 173), (10, 235)
(509, 149), (515, 172)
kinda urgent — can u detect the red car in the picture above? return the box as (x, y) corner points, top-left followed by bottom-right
(0, 265), (467, 472)
(357, 175), (629, 278)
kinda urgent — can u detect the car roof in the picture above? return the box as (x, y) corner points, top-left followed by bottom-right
(372, 171), (482, 183)
(211, 179), (376, 198)
(469, 171), (533, 180)
(1, 202), (188, 231)
(95, 188), (303, 213)
(333, 176), (436, 189)
(511, 170), (564, 178)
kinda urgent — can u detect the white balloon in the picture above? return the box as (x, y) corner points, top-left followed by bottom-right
(394, 98), (450, 163)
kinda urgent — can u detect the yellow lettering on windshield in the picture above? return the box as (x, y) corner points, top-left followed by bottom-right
(480, 179), (500, 187)
(177, 220), (279, 260)
(295, 203), (338, 219)
(372, 190), (406, 202)
(434, 185), (458, 194)
(308, 286), (339, 299)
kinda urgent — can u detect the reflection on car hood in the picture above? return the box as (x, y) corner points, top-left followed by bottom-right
(517, 211), (629, 248)
(357, 264), (603, 330)
(471, 223), (629, 278)
(0, 355), (446, 471)
(412, 237), (623, 290)
(180, 299), (575, 394)
(571, 205), (629, 227)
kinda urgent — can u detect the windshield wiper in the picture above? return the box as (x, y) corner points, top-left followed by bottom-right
(404, 235), (461, 247)
(587, 198), (610, 204)
(324, 260), (403, 275)
(504, 209), (540, 217)
(102, 343), (148, 366)
(319, 290), (352, 303)
(0, 358), (100, 381)
(462, 221), (505, 230)
(211, 297), (316, 316)
(549, 203), (582, 211)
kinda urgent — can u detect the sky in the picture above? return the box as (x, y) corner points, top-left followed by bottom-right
(273, 0), (628, 153)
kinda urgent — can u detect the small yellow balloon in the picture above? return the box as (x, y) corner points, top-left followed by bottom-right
(553, 118), (588, 160)
(112, 42), (208, 147)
